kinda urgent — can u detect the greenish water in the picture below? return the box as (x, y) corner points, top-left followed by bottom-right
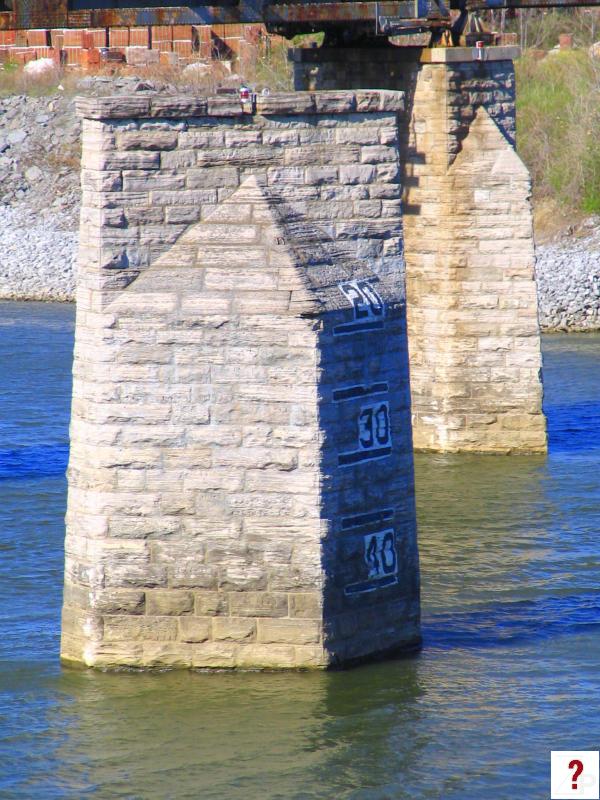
(1, 301), (599, 799)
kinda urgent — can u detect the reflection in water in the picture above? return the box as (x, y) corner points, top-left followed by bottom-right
(416, 452), (550, 612)
(42, 666), (426, 800)
(1, 306), (600, 799)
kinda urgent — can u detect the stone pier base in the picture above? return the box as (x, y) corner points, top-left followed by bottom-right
(293, 46), (547, 453)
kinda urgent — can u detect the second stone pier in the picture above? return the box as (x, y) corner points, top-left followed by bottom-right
(293, 45), (547, 453)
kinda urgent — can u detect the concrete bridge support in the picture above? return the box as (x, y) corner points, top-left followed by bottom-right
(61, 90), (421, 669)
(293, 46), (547, 453)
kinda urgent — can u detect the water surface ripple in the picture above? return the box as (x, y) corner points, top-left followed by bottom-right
(0, 303), (599, 799)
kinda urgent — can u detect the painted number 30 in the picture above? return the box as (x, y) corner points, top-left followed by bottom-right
(358, 402), (391, 450)
(364, 530), (397, 580)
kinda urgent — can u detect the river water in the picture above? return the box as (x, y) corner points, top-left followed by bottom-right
(0, 301), (599, 800)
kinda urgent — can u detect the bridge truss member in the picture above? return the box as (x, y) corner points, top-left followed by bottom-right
(3, 0), (600, 44)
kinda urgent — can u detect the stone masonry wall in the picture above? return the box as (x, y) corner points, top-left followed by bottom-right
(402, 53), (546, 452)
(293, 46), (547, 453)
(61, 90), (421, 670)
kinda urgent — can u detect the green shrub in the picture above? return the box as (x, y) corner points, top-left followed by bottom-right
(516, 49), (600, 216)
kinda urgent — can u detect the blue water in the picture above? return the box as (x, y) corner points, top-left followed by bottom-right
(0, 301), (599, 799)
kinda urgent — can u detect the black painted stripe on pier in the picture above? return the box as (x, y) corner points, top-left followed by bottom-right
(333, 320), (385, 336)
(338, 446), (392, 466)
(333, 382), (389, 403)
(344, 574), (398, 596)
(341, 508), (394, 530)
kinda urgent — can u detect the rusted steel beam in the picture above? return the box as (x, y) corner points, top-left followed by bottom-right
(0, 0), (449, 30)
(86, 5), (253, 25)
(0, 0), (69, 30)
(471, 0), (600, 6)
(265, 1), (445, 23)
(3, 0), (600, 35)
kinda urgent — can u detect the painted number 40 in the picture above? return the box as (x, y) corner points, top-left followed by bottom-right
(364, 530), (397, 580)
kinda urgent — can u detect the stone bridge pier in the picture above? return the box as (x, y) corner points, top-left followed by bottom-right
(293, 45), (547, 453)
(61, 90), (421, 670)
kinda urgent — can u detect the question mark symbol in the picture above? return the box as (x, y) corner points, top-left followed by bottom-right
(569, 759), (584, 790)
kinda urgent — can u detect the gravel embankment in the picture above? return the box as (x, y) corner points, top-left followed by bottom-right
(0, 76), (172, 303)
(1, 81), (600, 327)
(536, 233), (600, 331)
(0, 204), (77, 301)
(0, 89), (81, 300)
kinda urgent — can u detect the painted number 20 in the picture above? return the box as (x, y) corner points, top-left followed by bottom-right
(358, 402), (390, 450)
(340, 280), (385, 321)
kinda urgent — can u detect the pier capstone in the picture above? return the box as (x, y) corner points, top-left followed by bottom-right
(60, 91), (421, 669)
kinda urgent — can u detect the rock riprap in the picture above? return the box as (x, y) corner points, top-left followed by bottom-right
(0, 78), (179, 303)
(0, 203), (77, 301)
(536, 231), (600, 331)
(0, 92), (80, 217)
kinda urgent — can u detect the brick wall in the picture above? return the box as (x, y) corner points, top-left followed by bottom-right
(0, 23), (277, 69)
